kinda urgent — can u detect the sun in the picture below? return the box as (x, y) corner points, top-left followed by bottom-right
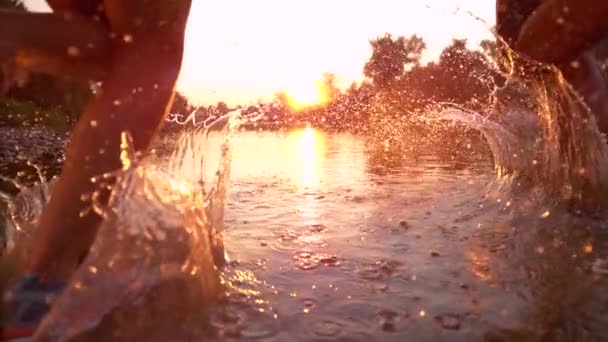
(285, 80), (329, 110)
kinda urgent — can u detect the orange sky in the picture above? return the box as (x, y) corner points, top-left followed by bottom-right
(25, 0), (496, 106)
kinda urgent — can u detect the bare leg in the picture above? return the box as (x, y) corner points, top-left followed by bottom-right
(0, 10), (112, 81)
(26, 29), (187, 281)
(514, 0), (608, 135)
(561, 52), (608, 135)
(516, 0), (608, 65)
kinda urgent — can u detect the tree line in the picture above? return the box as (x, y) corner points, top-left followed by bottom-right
(2, 0), (606, 132)
(168, 33), (506, 132)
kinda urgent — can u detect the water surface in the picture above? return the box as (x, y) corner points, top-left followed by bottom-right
(167, 128), (608, 341)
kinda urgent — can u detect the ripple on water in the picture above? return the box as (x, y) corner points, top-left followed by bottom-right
(209, 307), (279, 340)
(308, 224), (328, 233)
(301, 314), (374, 342)
(356, 259), (404, 281)
(269, 229), (302, 252)
(377, 309), (400, 332)
(293, 251), (340, 270)
(311, 319), (345, 339)
(434, 313), (461, 330)
(239, 318), (279, 340)
(209, 307), (247, 338)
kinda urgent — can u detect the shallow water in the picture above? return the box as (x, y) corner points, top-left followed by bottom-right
(3, 125), (608, 341)
(146, 128), (607, 341)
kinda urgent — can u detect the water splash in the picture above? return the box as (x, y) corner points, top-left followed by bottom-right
(0, 110), (240, 340)
(425, 44), (608, 208)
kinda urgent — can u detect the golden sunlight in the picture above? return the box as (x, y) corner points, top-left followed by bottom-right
(293, 127), (324, 188)
(286, 81), (329, 110)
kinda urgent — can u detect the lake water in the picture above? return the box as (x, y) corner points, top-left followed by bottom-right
(4, 127), (608, 341)
(167, 128), (608, 341)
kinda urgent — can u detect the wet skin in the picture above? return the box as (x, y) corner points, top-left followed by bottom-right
(0, 0), (192, 280)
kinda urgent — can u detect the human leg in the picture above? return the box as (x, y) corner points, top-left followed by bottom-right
(25, 0), (191, 281)
(516, 0), (608, 65)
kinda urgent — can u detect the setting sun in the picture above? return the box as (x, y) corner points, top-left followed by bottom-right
(285, 80), (329, 110)
(23, 0), (496, 106)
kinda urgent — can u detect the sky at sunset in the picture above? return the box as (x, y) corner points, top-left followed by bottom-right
(25, 0), (496, 106)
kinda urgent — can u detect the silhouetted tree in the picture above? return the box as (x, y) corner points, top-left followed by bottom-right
(320, 72), (340, 100)
(364, 34), (426, 90)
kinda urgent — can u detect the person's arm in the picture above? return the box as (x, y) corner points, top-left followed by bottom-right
(516, 0), (608, 64)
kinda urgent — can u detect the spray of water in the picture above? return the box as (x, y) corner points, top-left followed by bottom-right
(417, 37), (608, 208)
(0, 108), (240, 340)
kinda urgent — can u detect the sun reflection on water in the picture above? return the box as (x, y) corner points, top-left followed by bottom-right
(286, 127), (325, 189)
(190, 127), (332, 191)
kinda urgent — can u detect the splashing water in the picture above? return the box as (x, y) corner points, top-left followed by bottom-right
(1, 111), (239, 340)
(421, 42), (608, 208)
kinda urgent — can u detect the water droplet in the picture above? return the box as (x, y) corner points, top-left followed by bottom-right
(66, 46), (80, 57)
(89, 120), (98, 127)
(419, 310), (426, 317)
(302, 298), (316, 312)
(123, 34), (134, 43)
